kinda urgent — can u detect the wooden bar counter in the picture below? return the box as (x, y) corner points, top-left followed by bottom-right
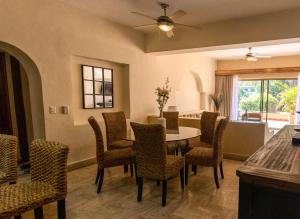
(236, 125), (300, 219)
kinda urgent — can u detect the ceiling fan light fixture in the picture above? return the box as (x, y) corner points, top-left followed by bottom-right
(158, 21), (174, 32)
(246, 55), (257, 62)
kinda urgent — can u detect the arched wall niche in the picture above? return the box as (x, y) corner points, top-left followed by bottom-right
(175, 70), (207, 112)
(0, 41), (45, 139)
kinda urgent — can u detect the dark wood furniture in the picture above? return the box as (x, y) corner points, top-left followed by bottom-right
(236, 125), (300, 219)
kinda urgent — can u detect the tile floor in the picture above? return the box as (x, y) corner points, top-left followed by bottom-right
(21, 159), (241, 219)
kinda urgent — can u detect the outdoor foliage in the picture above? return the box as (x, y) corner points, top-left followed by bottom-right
(239, 80), (297, 114)
(278, 86), (297, 114)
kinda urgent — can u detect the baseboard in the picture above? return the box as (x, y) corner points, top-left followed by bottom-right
(67, 157), (97, 171)
(224, 153), (249, 161)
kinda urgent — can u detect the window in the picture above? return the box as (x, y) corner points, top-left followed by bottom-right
(82, 65), (113, 109)
(238, 79), (297, 129)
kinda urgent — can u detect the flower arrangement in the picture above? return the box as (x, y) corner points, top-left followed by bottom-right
(209, 93), (223, 112)
(155, 78), (171, 117)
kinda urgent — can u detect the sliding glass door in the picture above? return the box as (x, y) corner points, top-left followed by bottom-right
(238, 79), (297, 129)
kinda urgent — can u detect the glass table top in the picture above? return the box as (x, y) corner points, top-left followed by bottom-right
(123, 126), (201, 142)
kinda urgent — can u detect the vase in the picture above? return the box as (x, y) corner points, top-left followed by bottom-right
(157, 117), (166, 129)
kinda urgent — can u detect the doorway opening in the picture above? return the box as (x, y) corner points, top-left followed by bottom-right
(0, 42), (45, 168)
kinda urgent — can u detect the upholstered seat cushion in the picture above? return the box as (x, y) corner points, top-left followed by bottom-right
(108, 140), (133, 150)
(0, 181), (57, 217)
(103, 148), (135, 168)
(185, 147), (214, 166)
(164, 156), (185, 180)
(188, 136), (212, 148)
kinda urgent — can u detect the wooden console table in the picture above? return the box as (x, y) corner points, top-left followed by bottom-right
(236, 125), (300, 219)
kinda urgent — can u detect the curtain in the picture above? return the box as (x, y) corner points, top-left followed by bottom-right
(295, 73), (300, 124)
(215, 75), (239, 120)
(230, 75), (239, 120)
(215, 75), (233, 117)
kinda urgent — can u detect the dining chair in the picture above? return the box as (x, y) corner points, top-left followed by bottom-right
(102, 112), (133, 172)
(0, 139), (69, 219)
(130, 122), (184, 206)
(162, 111), (182, 155)
(187, 111), (219, 174)
(163, 111), (179, 130)
(88, 116), (136, 193)
(185, 118), (229, 189)
(0, 134), (18, 185)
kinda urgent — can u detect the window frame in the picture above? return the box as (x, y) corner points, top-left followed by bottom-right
(81, 65), (114, 109)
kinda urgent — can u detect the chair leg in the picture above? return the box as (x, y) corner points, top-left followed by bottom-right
(156, 180), (160, 186)
(185, 164), (189, 185)
(14, 216), (22, 219)
(162, 180), (167, 206)
(213, 167), (220, 189)
(192, 165), (197, 175)
(130, 164), (133, 177)
(175, 148), (179, 156)
(95, 167), (100, 184)
(124, 165), (128, 173)
(34, 206), (44, 219)
(57, 199), (66, 219)
(137, 177), (143, 202)
(180, 168), (184, 190)
(97, 169), (104, 193)
(220, 161), (224, 179)
(134, 162), (138, 184)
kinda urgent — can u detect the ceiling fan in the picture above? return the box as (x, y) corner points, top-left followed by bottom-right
(131, 2), (201, 38)
(245, 47), (272, 61)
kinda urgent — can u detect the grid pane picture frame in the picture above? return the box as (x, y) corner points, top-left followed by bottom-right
(82, 65), (114, 109)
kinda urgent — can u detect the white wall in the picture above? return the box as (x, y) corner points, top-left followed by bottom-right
(0, 0), (216, 164)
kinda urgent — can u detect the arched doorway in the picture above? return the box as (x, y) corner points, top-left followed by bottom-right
(0, 41), (45, 168)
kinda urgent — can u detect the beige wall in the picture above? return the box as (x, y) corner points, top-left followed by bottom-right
(0, 0), (216, 164)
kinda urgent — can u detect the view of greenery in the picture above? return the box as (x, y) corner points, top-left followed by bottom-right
(238, 79), (297, 114)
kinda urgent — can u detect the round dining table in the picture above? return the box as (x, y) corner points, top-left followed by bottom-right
(123, 126), (201, 153)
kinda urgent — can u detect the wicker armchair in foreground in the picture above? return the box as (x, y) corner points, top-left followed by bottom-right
(0, 139), (69, 219)
(0, 134), (18, 185)
(185, 118), (228, 189)
(130, 122), (184, 207)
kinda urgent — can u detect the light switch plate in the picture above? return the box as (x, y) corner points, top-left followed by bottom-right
(49, 106), (56, 114)
(61, 105), (69, 114)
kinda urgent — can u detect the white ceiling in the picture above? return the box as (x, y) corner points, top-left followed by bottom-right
(61, 0), (300, 28)
(200, 43), (300, 60)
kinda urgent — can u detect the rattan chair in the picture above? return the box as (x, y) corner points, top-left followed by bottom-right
(162, 111), (179, 130)
(102, 112), (133, 150)
(189, 111), (219, 147)
(0, 134), (18, 185)
(185, 118), (228, 189)
(130, 122), (184, 206)
(163, 111), (185, 155)
(88, 116), (136, 193)
(187, 111), (219, 174)
(0, 139), (69, 219)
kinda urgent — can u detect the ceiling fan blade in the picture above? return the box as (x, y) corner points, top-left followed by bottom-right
(166, 30), (175, 38)
(133, 23), (156, 29)
(175, 23), (202, 30)
(131, 12), (157, 21)
(254, 55), (272, 58)
(170, 10), (187, 20)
